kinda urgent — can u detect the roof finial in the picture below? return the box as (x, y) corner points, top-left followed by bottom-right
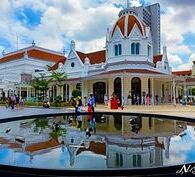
(127, 0), (130, 8)
(32, 40), (35, 47)
(2, 50), (5, 56)
(63, 49), (66, 55)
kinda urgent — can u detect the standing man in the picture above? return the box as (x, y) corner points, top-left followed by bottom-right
(89, 93), (95, 112)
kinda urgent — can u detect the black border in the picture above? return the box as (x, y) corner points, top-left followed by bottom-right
(0, 112), (194, 177)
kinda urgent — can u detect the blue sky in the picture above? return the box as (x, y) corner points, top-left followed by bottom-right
(0, 0), (195, 71)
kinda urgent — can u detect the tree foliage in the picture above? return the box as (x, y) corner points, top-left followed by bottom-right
(72, 89), (81, 98)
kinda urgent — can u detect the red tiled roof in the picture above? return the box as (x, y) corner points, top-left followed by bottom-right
(112, 15), (144, 37)
(76, 141), (106, 156)
(0, 52), (25, 63)
(155, 137), (164, 149)
(153, 55), (163, 64)
(0, 137), (22, 149)
(48, 58), (66, 71)
(112, 16), (125, 36)
(77, 50), (106, 64)
(127, 15), (143, 36)
(97, 69), (164, 76)
(172, 70), (192, 76)
(28, 49), (65, 62)
(0, 47), (66, 64)
(25, 138), (60, 153)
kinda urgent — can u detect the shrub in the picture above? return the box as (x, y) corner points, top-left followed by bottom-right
(54, 95), (62, 104)
(72, 89), (81, 98)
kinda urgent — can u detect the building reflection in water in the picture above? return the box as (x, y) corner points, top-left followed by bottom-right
(62, 114), (187, 168)
(0, 114), (187, 169)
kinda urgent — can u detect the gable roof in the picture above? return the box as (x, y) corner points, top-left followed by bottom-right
(76, 50), (106, 64)
(153, 55), (163, 64)
(0, 46), (66, 64)
(48, 58), (66, 71)
(112, 14), (144, 37)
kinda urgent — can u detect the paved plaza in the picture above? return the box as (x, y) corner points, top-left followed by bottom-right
(0, 106), (72, 119)
(0, 104), (195, 119)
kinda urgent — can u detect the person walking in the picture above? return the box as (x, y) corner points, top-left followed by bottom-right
(89, 93), (95, 112)
(16, 95), (20, 109)
(10, 94), (16, 110)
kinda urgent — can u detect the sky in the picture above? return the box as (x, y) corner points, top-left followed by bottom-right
(0, 0), (195, 71)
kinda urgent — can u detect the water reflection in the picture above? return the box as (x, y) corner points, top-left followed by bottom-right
(0, 114), (194, 170)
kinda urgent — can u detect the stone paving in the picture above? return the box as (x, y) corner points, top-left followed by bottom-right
(0, 104), (195, 120)
(88, 104), (195, 119)
(0, 106), (72, 119)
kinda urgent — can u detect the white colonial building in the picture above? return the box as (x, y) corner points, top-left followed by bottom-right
(0, 45), (65, 99)
(48, 4), (172, 105)
(0, 3), (176, 105)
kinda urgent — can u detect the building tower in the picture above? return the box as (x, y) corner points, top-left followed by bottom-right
(119, 2), (161, 55)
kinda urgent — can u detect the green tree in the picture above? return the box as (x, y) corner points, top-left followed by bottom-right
(72, 89), (81, 98)
(192, 88), (195, 96)
(31, 75), (49, 101)
(50, 71), (67, 99)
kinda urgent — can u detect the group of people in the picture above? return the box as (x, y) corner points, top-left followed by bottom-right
(71, 93), (96, 113)
(5, 95), (24, 110)
(132, 94), (159, 105)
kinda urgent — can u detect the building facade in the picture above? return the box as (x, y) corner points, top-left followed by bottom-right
(0, 3), (175, 105)
(0, 45), (65, 99)
(119, 3), (161, 55)
(49, 3), (171, 105)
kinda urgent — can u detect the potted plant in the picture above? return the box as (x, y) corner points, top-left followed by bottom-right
(127, 94), (132, 105)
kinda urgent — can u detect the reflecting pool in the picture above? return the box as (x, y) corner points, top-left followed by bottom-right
(0, 114), (194, 170)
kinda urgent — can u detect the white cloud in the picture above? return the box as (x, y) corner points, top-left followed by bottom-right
(130, 0), (142, 7)
(168, 54), (183, 66)
(0, 0), (120, 53)
(172, 53), (195, 71)
(173, 63), (192, 71)
(0, 0), (194, 74)
(76, 37), (106, 53)
(189, 53), (195, 63)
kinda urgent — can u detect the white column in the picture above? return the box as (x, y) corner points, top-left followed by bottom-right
(170, 83), (173, 103)
(52, 86), (55, 102)
(184, 78), (187, 102)
(81, 80), (85, 104)
(121, 75), (124, 105)
(151, 78), (155, 105)
(173, 78), (176, 106)
(19, 86), (22, 97)
(27, 87), (29, 99)
(122, 116), (124, 136)
(29, 87), (31, 98)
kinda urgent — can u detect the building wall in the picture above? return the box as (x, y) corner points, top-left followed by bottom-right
(129, 3), (161, 55)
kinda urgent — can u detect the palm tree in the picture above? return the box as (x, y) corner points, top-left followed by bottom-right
(50, 71), (67, 100)
(31, 75), (50, 101)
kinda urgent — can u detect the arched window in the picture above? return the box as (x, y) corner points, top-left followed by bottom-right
(63, 84), (69, 102)
(148, 79), (151, 96)
(114, 44), (122, 56)
(131, 43), (135, 54)
(131, 43), (140, 55)
(148, 45), (151, 56)
(114, 45), (118, 56)
(76, 83), (81, 91)
(136, 43), (140, 54)
(118, 44), (122, 55)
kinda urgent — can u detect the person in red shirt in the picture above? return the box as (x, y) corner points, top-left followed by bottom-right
(87, 103), (93, 121)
